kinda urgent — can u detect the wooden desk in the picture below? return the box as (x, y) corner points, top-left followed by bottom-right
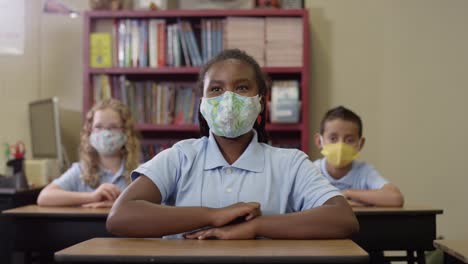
(0, 187), (43, 263)
(55, 238), (369, 264)
(2, 205), (113, 263)
(434, 240), (468, 264)
(353, 206), (443, 264)
(4, 205), (442, 264)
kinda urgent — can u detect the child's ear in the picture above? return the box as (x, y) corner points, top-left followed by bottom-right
(358, 137), (366, 151)
(313, 133), (323, 149)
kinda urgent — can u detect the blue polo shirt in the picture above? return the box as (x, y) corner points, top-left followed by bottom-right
(53, 161), (128, 192)
(132, 131), (341, 216)
(313, 158), (388, 191)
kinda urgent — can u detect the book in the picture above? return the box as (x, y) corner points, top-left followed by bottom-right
(178, 20), (191, 66)
(90, 33), (112, 68)
(157, 21), (166, 66)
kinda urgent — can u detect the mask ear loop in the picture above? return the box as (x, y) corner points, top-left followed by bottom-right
(319, 136), (325, 149)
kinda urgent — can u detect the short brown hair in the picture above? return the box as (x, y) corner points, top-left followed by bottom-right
(319, 106), (363, 137)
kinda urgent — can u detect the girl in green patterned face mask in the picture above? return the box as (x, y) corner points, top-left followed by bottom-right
(197, 49), (269, 145)
(107, 49), (359, 241)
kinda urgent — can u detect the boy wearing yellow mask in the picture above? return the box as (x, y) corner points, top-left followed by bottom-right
(313, 106), (404, 207)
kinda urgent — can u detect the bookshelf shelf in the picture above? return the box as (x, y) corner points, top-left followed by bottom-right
(84, 9), (310, 160)
(86, 9), (307, 19)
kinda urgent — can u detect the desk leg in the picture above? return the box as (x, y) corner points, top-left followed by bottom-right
(369, 251), (388, 264)
(407, 250), (416, 264)
(416, 250), (426, 264)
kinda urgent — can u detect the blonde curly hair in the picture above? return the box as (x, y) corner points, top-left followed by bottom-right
(79, 99), (140, 188)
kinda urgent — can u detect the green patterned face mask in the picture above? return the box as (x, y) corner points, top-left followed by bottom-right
(200, 91), (261, 138)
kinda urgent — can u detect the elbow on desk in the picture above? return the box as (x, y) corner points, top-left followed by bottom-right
(106, 207), (147, 237)
(36, 192), (51, 206)
(106, 209), (126, 236)
(380, 191), (405, 207)
(392, 193), (405, 207)
(341, 212), (360, 238)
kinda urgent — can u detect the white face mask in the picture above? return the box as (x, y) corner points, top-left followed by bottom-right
(90, 130), (127, 155)
(200, 91), (262, 138)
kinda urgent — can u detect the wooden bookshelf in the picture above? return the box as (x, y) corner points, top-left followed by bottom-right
(83, 9), (310, 159)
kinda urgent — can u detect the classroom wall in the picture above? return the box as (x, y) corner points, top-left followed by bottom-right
(306, 0), (468, 240)
(0, 1), (466, 240)
(0, 0), (87, 167)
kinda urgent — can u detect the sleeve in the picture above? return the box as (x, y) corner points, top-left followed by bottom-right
(131, 147), (181, 203)
(52, 162), (82, 191)
(289, 151), (342, 211)
(363, 163), (388, 190)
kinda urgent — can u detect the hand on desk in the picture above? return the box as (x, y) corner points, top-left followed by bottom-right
(185, 220), (256, 240)
(342, 190), (368, 207)
(210, 202), (261, 227)
(184, 202), (261, 240)
(346, 199), (368, 207)
(92, 183), (121, 202)
(82, 200), (114, 208)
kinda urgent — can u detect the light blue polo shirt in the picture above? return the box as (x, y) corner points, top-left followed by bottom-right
(313, 158), (388, 191)
(132, 130), (341, 216)
(53, 162), (128, 192)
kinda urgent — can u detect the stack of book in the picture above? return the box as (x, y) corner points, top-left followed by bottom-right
(265, 18), (303, 67)
(224, 17), (265, 66)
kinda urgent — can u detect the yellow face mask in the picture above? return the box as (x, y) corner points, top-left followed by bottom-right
(320, 140), (360, 168)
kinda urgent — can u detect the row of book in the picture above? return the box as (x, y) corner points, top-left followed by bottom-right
(90, 18), (224, 68)
(92, 74), (200, 125)
(90, 17), (303, 68)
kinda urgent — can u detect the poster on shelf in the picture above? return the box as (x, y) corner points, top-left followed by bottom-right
(0, 0), (24, 55)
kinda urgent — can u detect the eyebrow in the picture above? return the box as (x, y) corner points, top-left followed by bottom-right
(208, 78), (252, 84)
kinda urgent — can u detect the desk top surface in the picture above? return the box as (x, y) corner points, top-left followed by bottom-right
(55, 238), (368, 263)
(2, 204), (108, 217)
(353, 205), (443, 215)
(0, 186), (43, 195)
(3, 204), (443, 218)
(434, 240), (468, 263)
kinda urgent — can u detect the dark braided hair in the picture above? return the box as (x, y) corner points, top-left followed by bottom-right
(197, 49), (269, 143)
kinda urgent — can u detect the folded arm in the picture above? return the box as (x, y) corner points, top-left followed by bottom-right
(343, 183), (404, 207)
(186, 195), (359, 240)
(106, 175), (261, 237)
(37, 183), (121, 207)
(37, 183), (96, 206)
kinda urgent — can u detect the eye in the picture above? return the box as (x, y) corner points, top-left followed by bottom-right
(236, 85), (249, 91)
(346, 137), (358, 145)
(329, 136), (338, 143)
(210, 86), (222, 92)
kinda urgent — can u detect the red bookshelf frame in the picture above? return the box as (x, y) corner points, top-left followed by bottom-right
(84, 9), (310, 153)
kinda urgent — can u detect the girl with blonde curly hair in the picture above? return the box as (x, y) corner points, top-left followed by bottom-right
(37, 99), (140, 208)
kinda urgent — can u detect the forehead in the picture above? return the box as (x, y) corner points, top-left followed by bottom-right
(93, 108), (121, 124)
(323, 119), (360, 136)
(205, 59), (255, 82)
